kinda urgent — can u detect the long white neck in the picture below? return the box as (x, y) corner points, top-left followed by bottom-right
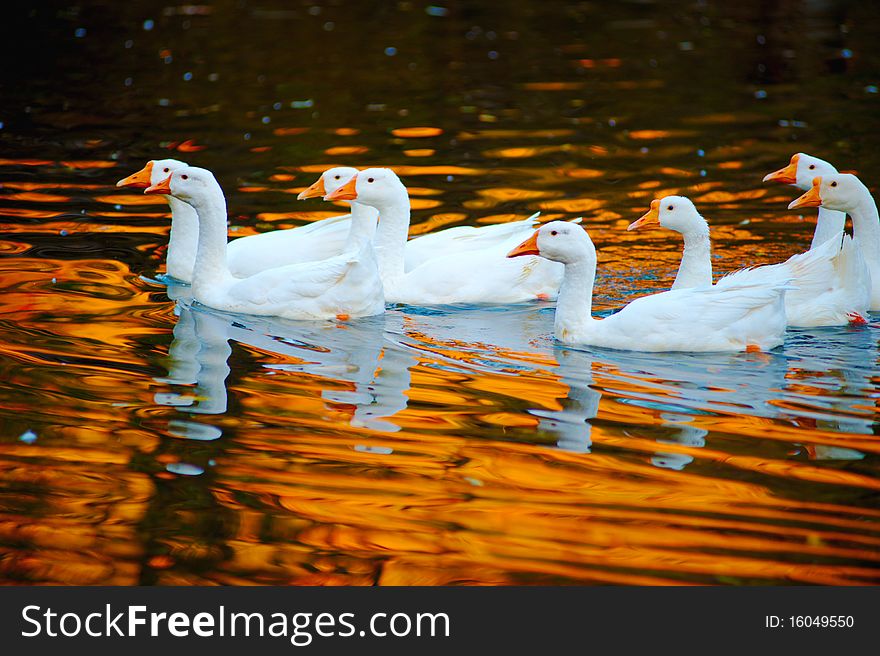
(346, 202), (379, 250)
(811, 207), (846, 250)
(187, 186), (232, 298)
(165, 196), (200, 282)
(849, 188), (880, 279)
(554, 259), (597, 341)
(370, 188), (410, 281)
(671, 223), (713, 289)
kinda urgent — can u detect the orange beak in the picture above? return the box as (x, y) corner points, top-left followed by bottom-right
(297, 176), (327, 200)
(628, 199), (661, 231)
(116, 161), (154, 189)
(144, 174), (173, 195)
(507, 230), (540, 258)
(788, 177), (823, 210)
(763, 154), (799, 184)
(324, 174), (358, 201)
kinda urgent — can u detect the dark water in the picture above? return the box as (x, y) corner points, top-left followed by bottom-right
(0, 0), (879, 585)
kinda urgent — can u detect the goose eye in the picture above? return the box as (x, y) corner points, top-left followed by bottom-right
(550, 230), (558, 236)
(809, 164), (815, 170)
(830, 181), (837, 187)
(181, 175), (188, 180)
(367, 177), (374, 183)
(163, 168), (170, 173)
(667, 205), (674, 211)
(334, 175), (340, 180)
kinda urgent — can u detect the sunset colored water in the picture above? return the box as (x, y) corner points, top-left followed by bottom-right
(0, 1), (878, 585)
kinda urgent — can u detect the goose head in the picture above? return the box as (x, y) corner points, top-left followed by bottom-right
(117, 158), (188, 189)
(324, 167), (406, 207)
(507, 220), (596, 265)
(297, 166), (359, 200)
(628, 196), (706, 235)
(763, 153), (837, 190)
(144, 165), (221, 205)
(788, 173), (869, 212)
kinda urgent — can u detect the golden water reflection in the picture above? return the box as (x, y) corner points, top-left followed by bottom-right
(3, 251), (877, 585)
(1, 0), (879, 586)
(2, 141), (879, 586)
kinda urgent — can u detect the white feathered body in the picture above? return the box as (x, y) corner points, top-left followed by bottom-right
(196, 241), (385, 321)
(716, 235), (870, 326)
(226, 214), (352, 278)
(558, 282), (790, 352)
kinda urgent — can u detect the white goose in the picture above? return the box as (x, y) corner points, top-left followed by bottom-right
(763, 153), (846, 250)
(324, 168), (563, 304)
(144, 166), (384, 321)
(121, 161), (553, 286)
(118, 160), (356, 283)
(627, 196), (869, 326)
(790, 173), (880, 310)
(301, 171), (555, 272)
(507, 221), (789, 352)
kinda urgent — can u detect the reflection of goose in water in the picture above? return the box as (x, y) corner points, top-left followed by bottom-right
(350, 313), (413, 432)
(154, 301), (232, 422)
(157, 280), (874, 460)
(384, 302), (554, 365)
(650, 412), (708, 471)
(532, 345), (600, 454)
(527, 349), (708, 466)
(600, 348), (791, 421)
(774, 325), (875, 457)
(528, 347), (794, 469)
(259, 311), (411, 433)
(384, 305), (600, 452)
(154, 289), (413, 433)
(380, 303), (851, 460)
(582, 338), (872, 464)
(154, 283), (230, 420)
(521, 336), (869, 467)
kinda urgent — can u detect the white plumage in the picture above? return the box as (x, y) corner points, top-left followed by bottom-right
(628, 195), (870, 326)
(324, 167), (564, 305)
(144, 166), (384, 321)
(509, 221), (789, 352)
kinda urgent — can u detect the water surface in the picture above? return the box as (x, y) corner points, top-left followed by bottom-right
(1, 0), (879, 585)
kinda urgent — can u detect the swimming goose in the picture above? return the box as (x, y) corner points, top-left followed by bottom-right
(789, 174), (880, 310)
(144, 166), (384, 320)
(324, 167), (563, 304)
(628, 196), (869, 326)
(508, 221), (789, 352)
(300, 170), (551, 271)
(118, 158), (200, 282)
(763, 153), (845, 250)
(117, 160), (355, 283)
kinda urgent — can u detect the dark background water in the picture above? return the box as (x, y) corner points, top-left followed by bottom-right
(3, 0), (880, 284)
(0, 0), (878, 585)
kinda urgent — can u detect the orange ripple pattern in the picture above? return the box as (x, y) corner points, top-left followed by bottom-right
(0, 120), (878, 589)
